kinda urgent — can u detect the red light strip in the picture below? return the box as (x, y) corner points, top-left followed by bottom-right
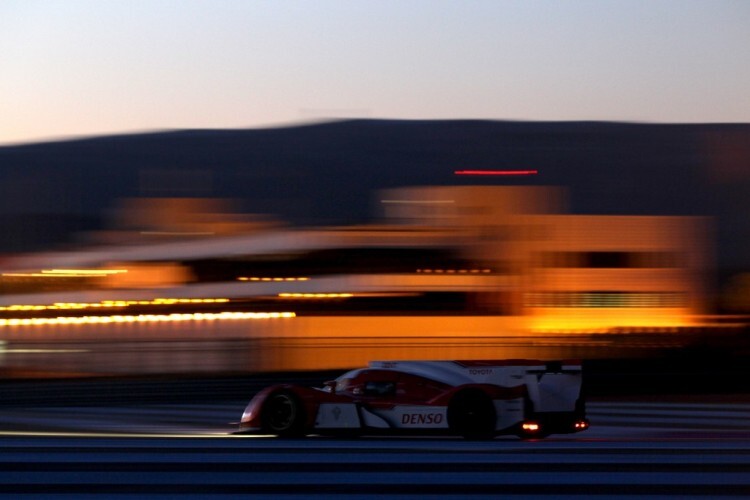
(454, 169), (538, 176)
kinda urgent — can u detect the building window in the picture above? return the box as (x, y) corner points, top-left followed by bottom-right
(525, 291), (687, 308)
(586, 252), (629, 268)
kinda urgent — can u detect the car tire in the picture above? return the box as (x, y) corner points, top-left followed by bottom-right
(261, 391), (305, 437)
(447, 389), (496, 440)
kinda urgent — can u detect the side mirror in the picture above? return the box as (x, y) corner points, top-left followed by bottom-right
(323, 380), (337, 394)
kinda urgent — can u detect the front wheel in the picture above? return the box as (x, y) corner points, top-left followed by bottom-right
(447, 390), (496, 440)
(261, 391), (305, 437)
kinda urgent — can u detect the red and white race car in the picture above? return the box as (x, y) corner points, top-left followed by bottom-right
(238, 360), (589, 439)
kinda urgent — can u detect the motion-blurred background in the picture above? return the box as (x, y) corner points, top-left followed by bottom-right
(2, 2), (749, 388)
(0, 120), (749, 381)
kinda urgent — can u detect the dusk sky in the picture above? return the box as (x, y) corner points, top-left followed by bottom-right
(1, 0), (748, 145)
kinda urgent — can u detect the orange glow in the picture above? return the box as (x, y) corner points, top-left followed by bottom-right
(530, 308), (695, 332)
(522, 422), (540, 432)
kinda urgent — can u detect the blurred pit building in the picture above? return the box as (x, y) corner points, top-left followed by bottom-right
(0, 186), (716, 376)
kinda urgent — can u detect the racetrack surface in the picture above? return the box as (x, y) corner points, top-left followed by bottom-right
(1, 433), (749, 498)
(2, 399), (750, 497)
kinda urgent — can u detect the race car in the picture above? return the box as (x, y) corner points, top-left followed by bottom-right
(237, 359), (589, 439)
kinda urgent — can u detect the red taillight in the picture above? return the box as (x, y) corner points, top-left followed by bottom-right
(574, 420), (589, 430)
(522, 421), (541, 433)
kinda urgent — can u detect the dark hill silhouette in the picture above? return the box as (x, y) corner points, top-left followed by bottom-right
(1, 119), (749, 272)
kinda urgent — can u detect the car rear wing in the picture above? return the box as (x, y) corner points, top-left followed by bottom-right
(368, 360), (582, 387)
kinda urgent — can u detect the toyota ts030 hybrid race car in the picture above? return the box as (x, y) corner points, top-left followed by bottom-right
(237, 360), (589, 439)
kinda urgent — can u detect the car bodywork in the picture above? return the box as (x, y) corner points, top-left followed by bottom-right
(237, 359), (589, 439)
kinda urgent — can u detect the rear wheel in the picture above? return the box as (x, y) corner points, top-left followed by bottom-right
(447, 390), (496, 440)
(261, 391), (305, 437)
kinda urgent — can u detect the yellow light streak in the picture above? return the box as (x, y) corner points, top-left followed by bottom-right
(2, 269), (129, 278)
(41, 269), (128, 275)
(1, 273), (109, 278)
(238, 277), (310, 282)
(0, 430), (263, 438)
(0, 297), (231, 312)
(278, 293), (354, 299)
(0, 311), (296, 327)
(417, 269), (492, 274)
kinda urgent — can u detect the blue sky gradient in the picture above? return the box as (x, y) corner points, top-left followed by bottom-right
(1, 0), (748, 144)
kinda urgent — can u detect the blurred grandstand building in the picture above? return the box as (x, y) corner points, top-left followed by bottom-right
(0, 187), (718, 375)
